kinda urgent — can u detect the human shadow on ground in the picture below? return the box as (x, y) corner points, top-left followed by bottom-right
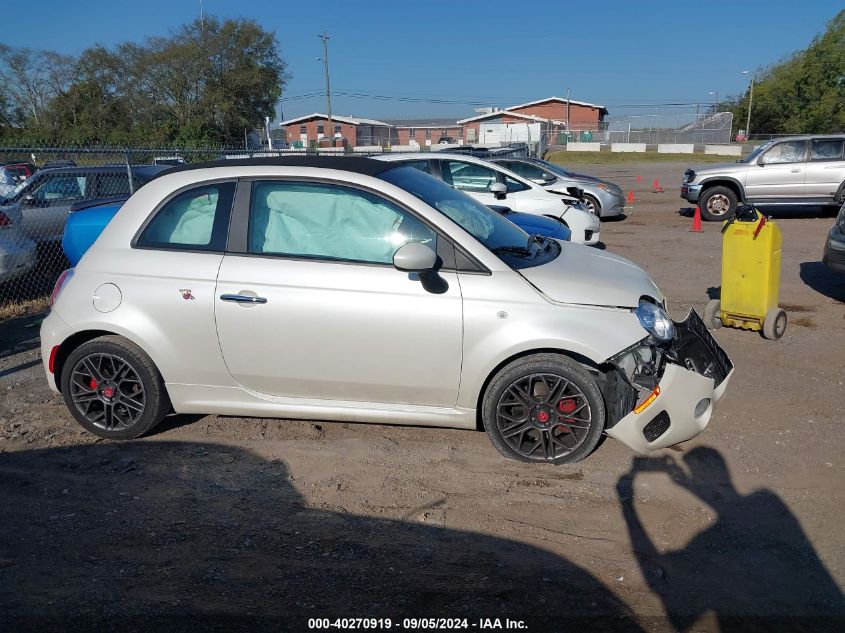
(0, 441), (644, 632)
(800, 261), (845, 302)
(617, 447), (845, 632)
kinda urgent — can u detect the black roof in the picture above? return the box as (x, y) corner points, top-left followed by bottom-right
(36, 165), (169, 178)
(156, 156), (391, 179)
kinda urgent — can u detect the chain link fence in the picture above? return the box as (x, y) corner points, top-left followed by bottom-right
(0, 142), (529, 316)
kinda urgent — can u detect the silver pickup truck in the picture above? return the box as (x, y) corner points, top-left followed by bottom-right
(681, 135), (845, 221)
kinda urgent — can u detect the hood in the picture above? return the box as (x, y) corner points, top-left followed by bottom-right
(690, 161), (746, 176)
(518, 243), (663, 308)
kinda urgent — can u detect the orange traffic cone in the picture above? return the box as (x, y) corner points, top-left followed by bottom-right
(652, 178), (664, 193)
(690, 207), (703, 232)
(628, 191), (635, 203)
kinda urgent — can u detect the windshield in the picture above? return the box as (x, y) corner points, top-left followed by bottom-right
(739, 141), (775, 163)
(537, 161), (577, 178)
(380, 165), (558, 267)
(6, 173), (38, 202)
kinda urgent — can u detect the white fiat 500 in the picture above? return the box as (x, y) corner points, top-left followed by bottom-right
(41, 157), (733, 464)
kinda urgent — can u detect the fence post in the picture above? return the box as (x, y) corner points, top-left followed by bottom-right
(125, 149), (134, 195)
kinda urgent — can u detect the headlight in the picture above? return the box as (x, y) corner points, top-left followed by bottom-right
(635, 299), (675, 342)
(594, 183), (609, 191)
(684, 169), (696, 184)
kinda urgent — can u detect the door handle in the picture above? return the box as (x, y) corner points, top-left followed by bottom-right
(220, 294), (267, 304)
(790, 168), (800, 173)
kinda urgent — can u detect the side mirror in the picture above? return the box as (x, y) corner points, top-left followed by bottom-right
(393, 242), (437, 273)
(757, 156), (766, 166)
(490, 182), (507, 200)
(542, 172), (556, 183)
(22, 193), (36, 206)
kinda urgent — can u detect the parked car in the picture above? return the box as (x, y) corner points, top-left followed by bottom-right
(492, 157), (626, 218)
(374, 153), (601, 245)
(437, 137), (455, 145)
(681, 135), (845, 221)
(42, 156), (733, 464)
(822, 200), (845, 274)
(488, 206), (571, 242)
(0, 165), (168, 242)
(0, 204), (37, 285)
(0, 166), (20, 200)
(1, 161), (37, 184)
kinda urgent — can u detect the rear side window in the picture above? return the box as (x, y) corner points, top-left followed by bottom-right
(136, 182), (235, 251)
(96, 173), (132, 197)
(248, 180), (436, 264)
(810, 139), (844, 162)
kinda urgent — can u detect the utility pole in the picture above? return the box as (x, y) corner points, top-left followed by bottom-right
(565, 88), (571, 141)
(745, 78), (754, 137)
(318, 33), (333, 145)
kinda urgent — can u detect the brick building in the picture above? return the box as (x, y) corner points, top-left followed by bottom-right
(281, 113), (393, 147)
(383, 119), (464, 146)
(459, 97), (608, 143)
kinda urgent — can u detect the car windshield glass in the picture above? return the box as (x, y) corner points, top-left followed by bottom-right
(380, 165), (542, 255)
(739, 141), (774, 163)
(537, 161), (577, 178)
(8, 174), (37, 201)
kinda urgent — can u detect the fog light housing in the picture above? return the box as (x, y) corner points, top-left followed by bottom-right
(694, 398), (711, 417)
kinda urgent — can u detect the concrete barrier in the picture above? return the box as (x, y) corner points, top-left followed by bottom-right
(353, 146), (383, 153)
(611, 143), (647, 153)
(705, 144), (743, 156)
(566, 142), (601, 152)
(657, 144), (695, 154)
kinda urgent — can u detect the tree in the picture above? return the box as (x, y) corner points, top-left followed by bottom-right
(730, 9), (845, 136)
(1, 16), (288, 146)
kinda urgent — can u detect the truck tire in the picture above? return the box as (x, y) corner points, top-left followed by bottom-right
(699, 186), (738, 221)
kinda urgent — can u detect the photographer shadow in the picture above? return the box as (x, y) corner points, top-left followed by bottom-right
(617, 447), (844, 631)
(1, 441), (644, 632)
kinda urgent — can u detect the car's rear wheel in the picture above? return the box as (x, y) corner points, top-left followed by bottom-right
(481, 354), (605, 464)
(699, 186), (738, 221)
(582, 194), (601, 218)
(61, 336), (169, 440)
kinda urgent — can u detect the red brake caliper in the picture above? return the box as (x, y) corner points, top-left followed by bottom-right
(89, 378), (98, 389)
(557, 398), (578, 433)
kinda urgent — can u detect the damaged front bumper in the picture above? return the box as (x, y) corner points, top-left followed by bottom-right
(604, 309), (734, 454)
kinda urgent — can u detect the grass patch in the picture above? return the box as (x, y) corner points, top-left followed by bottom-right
(547, 151), (742, 165)
(0, 296), (49, 322)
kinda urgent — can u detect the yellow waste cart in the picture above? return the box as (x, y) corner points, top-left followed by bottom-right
(705, 205), (787, 340)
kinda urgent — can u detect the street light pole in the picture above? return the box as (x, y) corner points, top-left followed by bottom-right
(318, 33), (333, 145)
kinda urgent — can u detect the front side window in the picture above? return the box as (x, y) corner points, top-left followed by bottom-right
(33, 174), (87, 202)
(763, 140), (807, 164)
(248, 181), (436, 265)
(505, 175), (529, 193)
(442, 160), (497, 193)
(380, 166), (530, 251)
(810, 139), (844, 162)
(137, 182), (235, 250)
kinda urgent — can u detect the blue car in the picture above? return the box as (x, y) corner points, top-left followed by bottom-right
(488, 205), (571, 242)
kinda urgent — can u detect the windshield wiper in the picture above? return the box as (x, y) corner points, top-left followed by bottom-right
(491, 245), (535, 258)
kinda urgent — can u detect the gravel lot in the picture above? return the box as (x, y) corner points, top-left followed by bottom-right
(1, 161), (843, 631)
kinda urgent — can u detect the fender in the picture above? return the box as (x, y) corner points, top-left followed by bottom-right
(699, 176), (747, 201)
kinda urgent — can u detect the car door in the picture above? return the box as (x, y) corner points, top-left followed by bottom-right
(21, 172), (89, 241)
(804, 138), (845, 201)
(214, 178), (463, 407)
(745, 139), (808, 200)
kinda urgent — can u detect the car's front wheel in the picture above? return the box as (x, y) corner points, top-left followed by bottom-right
(582, 194), (601, 218)
(61, 336), (170, 440)
(481, 354), (605, 464)
(699, 186), (738, 221)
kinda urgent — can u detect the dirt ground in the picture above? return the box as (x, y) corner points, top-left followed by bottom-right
(1, 162), (843, 632)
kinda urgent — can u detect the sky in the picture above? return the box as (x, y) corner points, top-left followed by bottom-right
(4, 0), (841, 126)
